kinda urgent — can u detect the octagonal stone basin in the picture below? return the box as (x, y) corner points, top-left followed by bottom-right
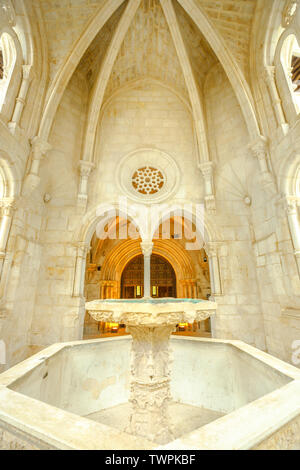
(0, 337), (299, 450)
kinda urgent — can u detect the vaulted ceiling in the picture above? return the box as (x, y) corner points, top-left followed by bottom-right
(197, 0), (257, 77)
(34, 0), (266, 143)
(102, 0), (191, 102)
(37, 0), (104, 83)
(38, 0), (258, 93)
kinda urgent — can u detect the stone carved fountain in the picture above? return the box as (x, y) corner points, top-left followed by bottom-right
(85, 297), (216, 444)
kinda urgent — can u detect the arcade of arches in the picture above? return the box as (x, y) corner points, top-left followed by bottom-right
(83, 216), (212, 338)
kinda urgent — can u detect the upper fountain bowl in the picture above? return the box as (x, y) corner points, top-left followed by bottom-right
(85, 298), (217, 327)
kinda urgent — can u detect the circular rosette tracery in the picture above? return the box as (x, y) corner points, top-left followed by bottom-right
(132, 166), (165, 195)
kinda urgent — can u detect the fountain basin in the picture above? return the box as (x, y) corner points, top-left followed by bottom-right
(85, 298), (216, 326)
(85, 298), (216, 443)
(0, 336), (299, 450)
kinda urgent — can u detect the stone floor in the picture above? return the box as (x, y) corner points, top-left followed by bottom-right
(86, 402), (225, 444)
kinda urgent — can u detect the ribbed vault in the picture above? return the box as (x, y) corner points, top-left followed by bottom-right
(38, 0), (261, 146)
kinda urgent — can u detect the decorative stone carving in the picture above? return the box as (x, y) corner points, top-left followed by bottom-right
(77, 160), (95, 209)
(8, 65), (34, 136)
(0, 197), (16, 217)
(22, 137), (52, 195)
(141, 240), (153, 258)
(282, 0), (298, 27)
(249, 137), (277, 195)
(199, 161), (216, 213)
(264, 65), (289, 134)
(127, 324), (174, 444)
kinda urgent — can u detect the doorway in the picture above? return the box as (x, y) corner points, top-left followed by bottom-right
(121, 254), (177, 298)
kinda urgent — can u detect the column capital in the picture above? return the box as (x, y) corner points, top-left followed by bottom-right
(249, 135), (268, 160)
(30, 136), (52, 160)
(264, 65), (276, 82)
(73, 241), (90, 257)
(78, 160), (95, 178)
(22, 64), (34, 82)
(141, 240), (153, 257)
(205, 241), (223, 257)
(199, 161), (214, 179)
(0, 198), (17, 216)
(281, 195), (299, 215)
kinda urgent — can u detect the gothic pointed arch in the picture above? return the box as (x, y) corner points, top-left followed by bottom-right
(38, 0), (126, 141)
(178, 0), (261, 140)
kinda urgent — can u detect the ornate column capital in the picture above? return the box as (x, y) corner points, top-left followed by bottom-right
(249, 135), (268, 160)
(263, 65), (276, 85)
(199, 161), (214, 179)
(141, 240), (153, 257)
(249, 136), (277, 194)
(30, 136), (52, 160)
(23, 137), (52, 195)
(77, 161), (95, 210)
(282, 196), (299, 215)
(78, 160), (95, 178)
(199, 162), (216, 213)
(22, 64), (34, 82)
(0, 198), (17, 217)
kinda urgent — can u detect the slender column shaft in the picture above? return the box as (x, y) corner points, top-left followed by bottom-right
(10, 65), (33, 127)
(144, 255), (151, 298)
(285, 198), (300, 275)
(0, 200), (15, 278)
(141, 241), (153, 298)
(73, 243), (89, 297)
(207, 242), (222, 296)
(264, 66), (288, 133)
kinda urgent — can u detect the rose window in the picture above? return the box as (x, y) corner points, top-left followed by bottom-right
(132, 166), (165, 195)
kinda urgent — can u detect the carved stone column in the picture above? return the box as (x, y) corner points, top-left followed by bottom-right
(8, 65), (34, 135)
(73, 242), (90, 297)
(0, 198), (16, 277)
(206, 242), (222, 296)
(22, 137), (51, 195)
(77, 160), (94, 209)
(126, 324), (175, 444)
(264, 66), (289, 135)
(199, 161), (216, 213)
(250, 137), (277, 194)
(284, 197), (300, 275)
(141, 240), (153, 298)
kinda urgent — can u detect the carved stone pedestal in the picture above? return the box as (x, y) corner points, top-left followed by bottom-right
(127, 324), (174, 444)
